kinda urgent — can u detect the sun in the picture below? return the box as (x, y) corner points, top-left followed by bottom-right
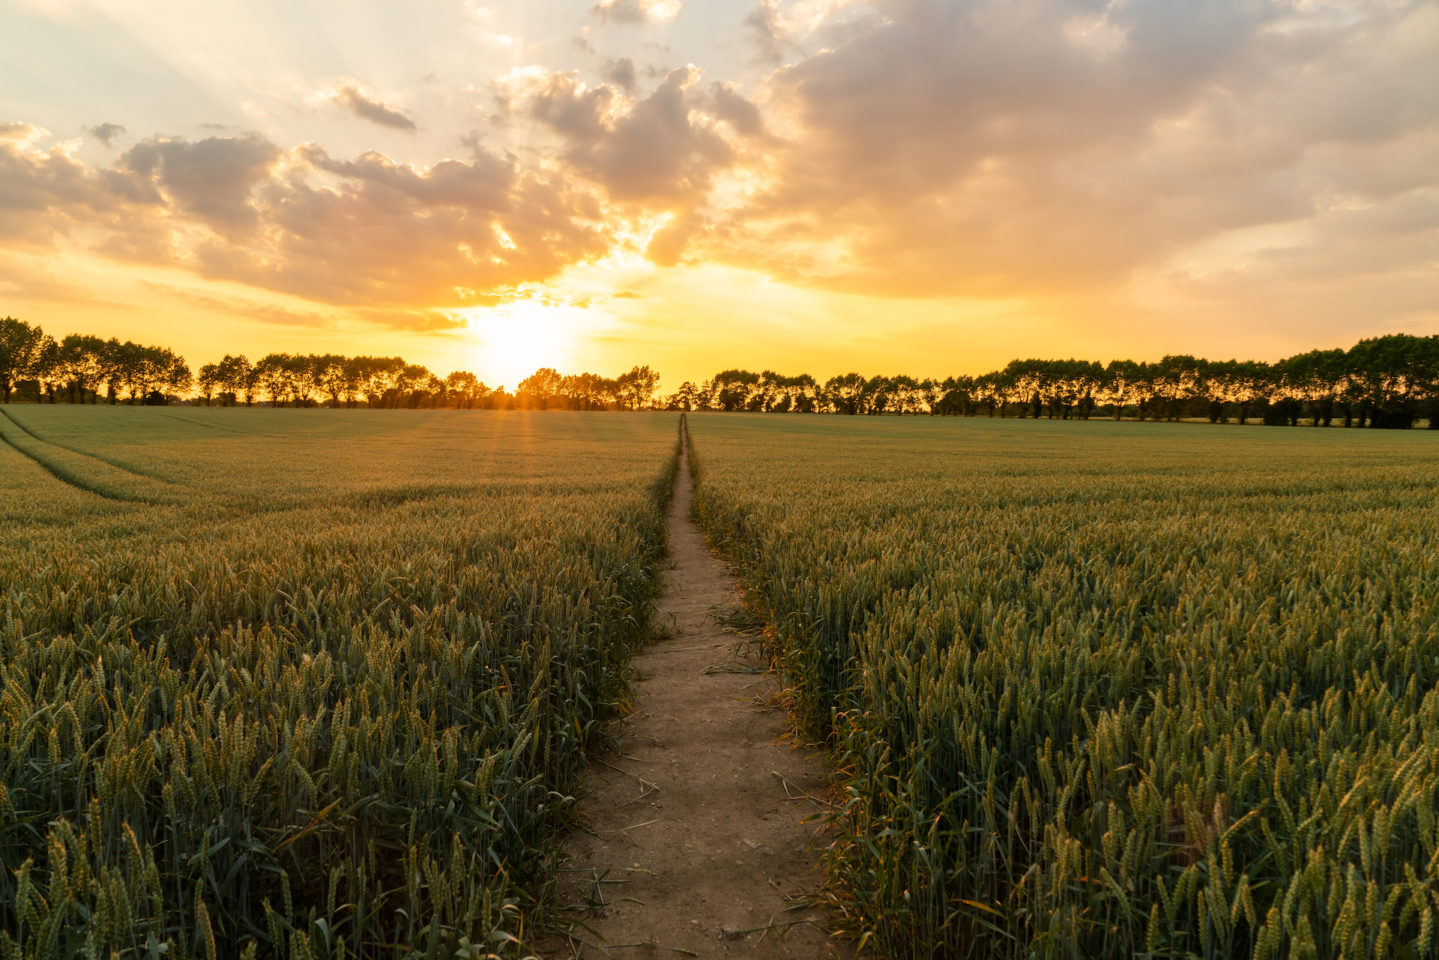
(464, 298), (588, 390)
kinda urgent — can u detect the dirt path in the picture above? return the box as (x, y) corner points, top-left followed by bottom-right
(544, 431), (847, 959)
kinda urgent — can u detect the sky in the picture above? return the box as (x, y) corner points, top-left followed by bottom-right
(1, 0), (1436, 391)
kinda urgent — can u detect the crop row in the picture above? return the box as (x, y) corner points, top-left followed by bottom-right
(1, 411), (680, 959)
(688, 414), (1439, 960)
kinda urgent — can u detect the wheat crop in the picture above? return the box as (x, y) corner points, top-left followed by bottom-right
(1, 408), (680, 959)
(688, 414), (1439, 960)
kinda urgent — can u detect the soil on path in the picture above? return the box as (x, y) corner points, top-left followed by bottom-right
(543, 433), (848, 960)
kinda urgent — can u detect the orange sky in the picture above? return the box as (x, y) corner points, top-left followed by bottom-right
(2, 0), (1436, 392)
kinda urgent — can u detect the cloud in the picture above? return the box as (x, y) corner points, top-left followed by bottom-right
(4, 0), (1434, 344)
(707, 82), (768, 139)
(645, 210), (707, 266)
(0, 127), (613, 327)
(138, 281), (338, 327)
(84, 123), (126, 146)
(744, 0), (789, 65)
(524, 66), (736, 209)
(591, 0), (681, 25)
(121, 133), (280, 237)
(332, 85), (418, 131)
(191, 144), (610, 309)
(603, 57), (638, 91)
(703, 0), (1439, 308)
(0, 124), (150, 245)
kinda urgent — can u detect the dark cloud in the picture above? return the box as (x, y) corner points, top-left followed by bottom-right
(707, 83), (766, 139)
(85, 123), (126, 146)
(604, 57), (637, 91)
(528, 66), (733, 209)
(529, 74), (614, 143)
(121, 134), (280, 237)
(743, 0), (788, 66)
(334, 86), (418, 132)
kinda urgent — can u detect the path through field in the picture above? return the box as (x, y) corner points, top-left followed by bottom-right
(545, 431), (846, 959)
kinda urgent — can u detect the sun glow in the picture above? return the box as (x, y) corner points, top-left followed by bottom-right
(463, 298), (602, 390)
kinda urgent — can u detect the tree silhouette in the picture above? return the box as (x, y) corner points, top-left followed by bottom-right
(4, 314), (1437, 427)
(0, 317), (46, 403)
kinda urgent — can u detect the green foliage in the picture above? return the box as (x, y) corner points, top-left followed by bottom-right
(689, 414), (1439, 960)
(0, 408), (679, 958)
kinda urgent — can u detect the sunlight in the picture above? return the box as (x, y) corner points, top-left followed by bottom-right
(462, 298), (597, 389)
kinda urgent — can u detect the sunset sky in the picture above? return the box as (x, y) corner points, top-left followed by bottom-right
(2, 0), (1436, 390)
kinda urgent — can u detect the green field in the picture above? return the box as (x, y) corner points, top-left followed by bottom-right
(1, 407), (679, 958)
(688, 414), (1439, 960)
(7, 407), (1439, 959)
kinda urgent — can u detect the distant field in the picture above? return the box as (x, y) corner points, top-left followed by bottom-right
(1, 407), (679, 958)
(688, 413), (1439, 960)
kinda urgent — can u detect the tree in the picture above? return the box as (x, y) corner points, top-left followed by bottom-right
(1345, 334), (1435, 428)
(1065, 361), (1105, 419)
(164, 354), (192, 400)
(343, 356), (400, 408)
(1154, 355), (1203, 421)
(253, 354), (294, 406)
(934, 375), (975, 416)
(517, 367), (564, 409)
(198, 363), (220, 405)
(55, 335), (108, 403)
(1232, 360), (1272, 425)
(33, 336), (60, 402)
(214, 354), (254, 406)
(710, 370), (759, 412)
(559, 372), (616, 410)
(786, 373), (820, 413)
(0, 317), (46, 402)
(823, 373), (865, 414)
(1280, 348), (1345, 426)
(310, 355), (349, 408)
(664, 381), (701, 411)
(282, 355), (321, 407)
(445, 371), (489, 409)
(615, 365), (660, 410)
(390, 363), (432, 408)
(1098, 360), (1139, 420)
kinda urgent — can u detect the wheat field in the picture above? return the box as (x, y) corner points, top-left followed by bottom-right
(1, 407), (679, 959)
(8, 406), (1437, 959)
(688, 414), (1439, 960)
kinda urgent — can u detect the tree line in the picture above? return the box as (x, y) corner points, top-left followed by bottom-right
(0, 322), (190, 405)
(0, 317), (659, 410)
(3, 316), (1436, 426)
(659, 334), (1439, 428)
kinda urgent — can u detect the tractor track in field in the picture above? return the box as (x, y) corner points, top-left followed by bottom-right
(543, 426), (850, 960)
(0, 410), (152, 503)
(0, 407), (185, 487)
(156, 410), (247, 433)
